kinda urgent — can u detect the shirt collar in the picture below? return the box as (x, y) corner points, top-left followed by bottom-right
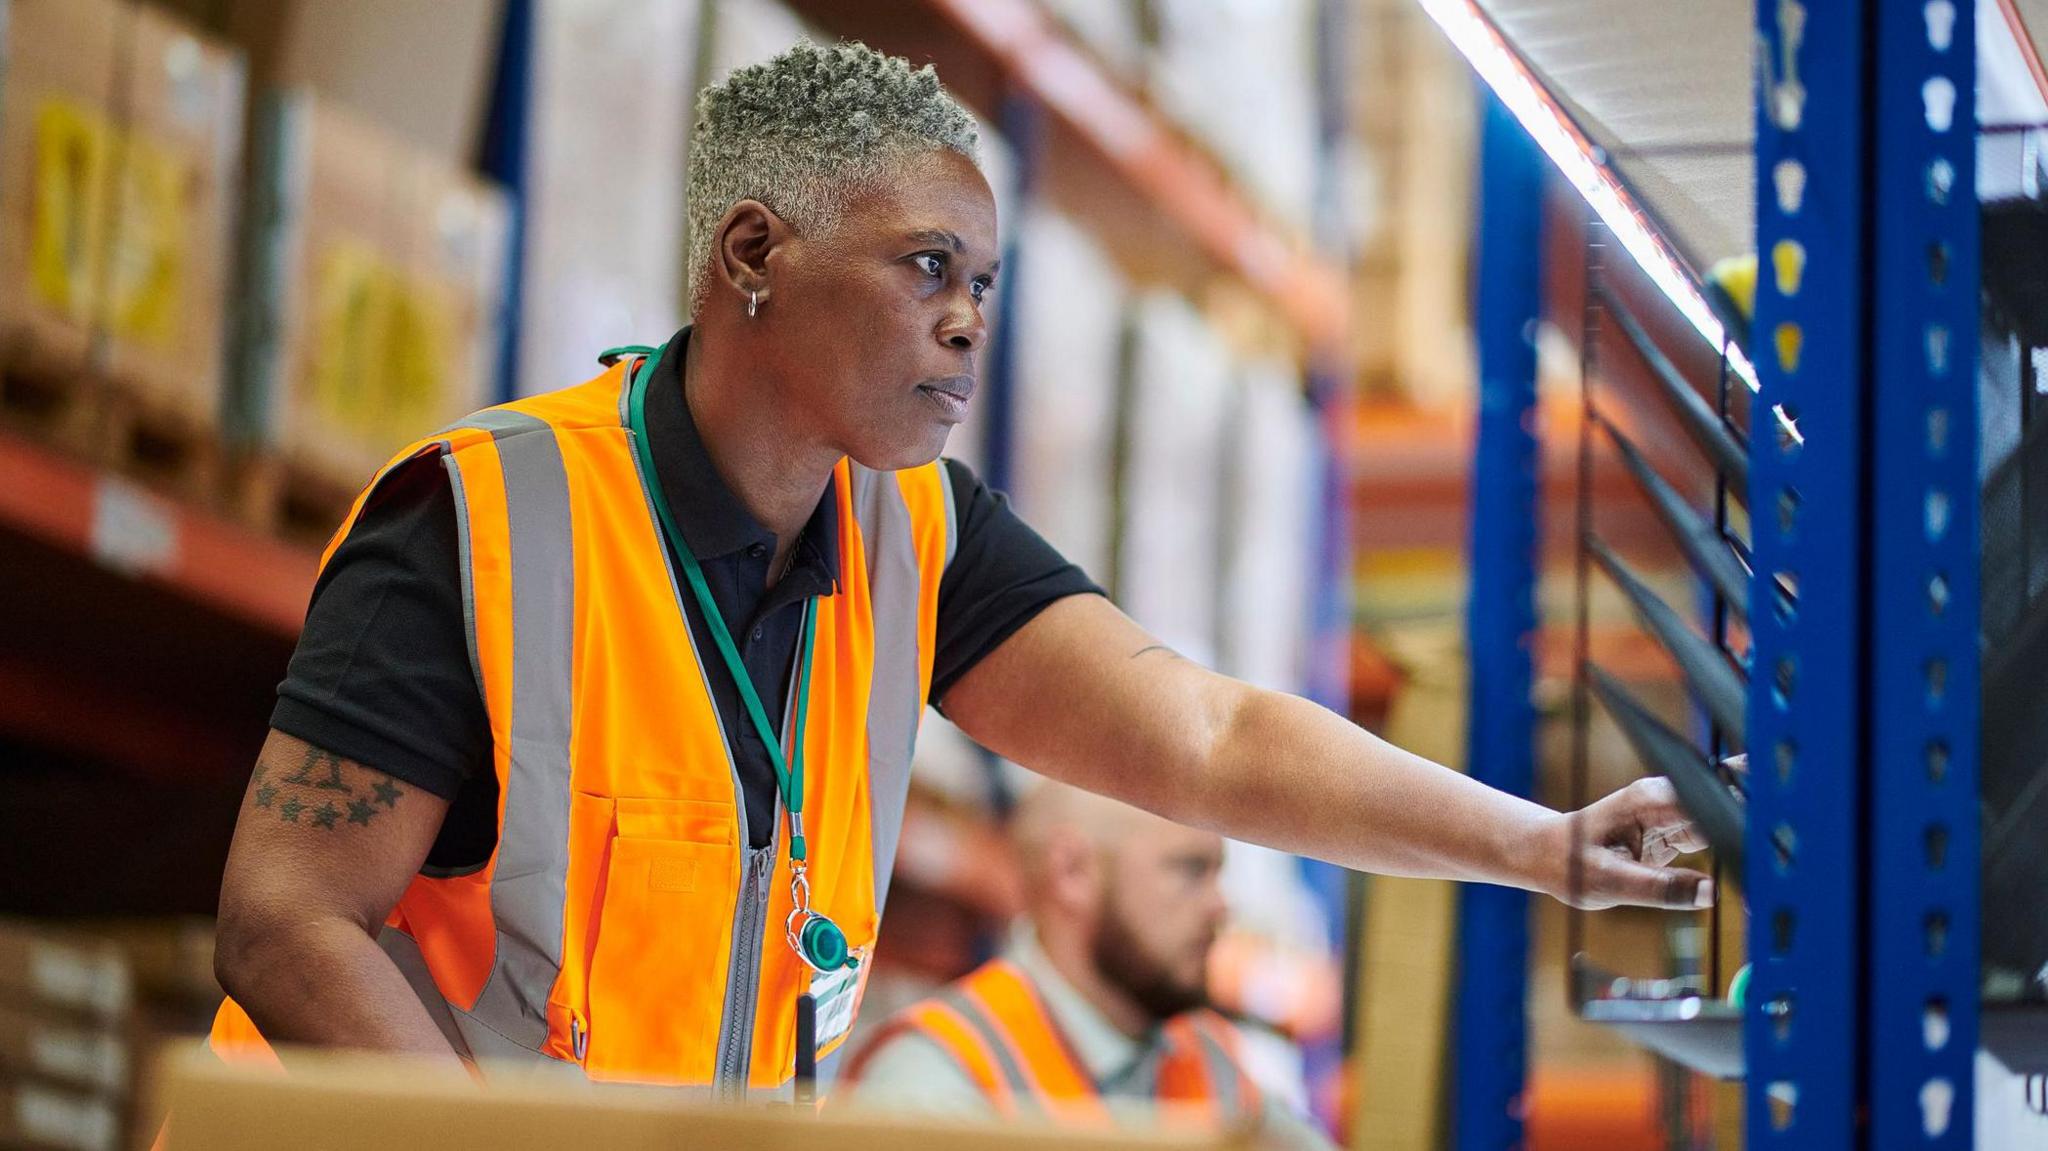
(1007, 924), (1161, 1086)
(641, 328), (841, 588)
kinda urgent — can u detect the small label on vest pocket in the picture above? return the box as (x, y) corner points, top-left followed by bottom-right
(648, 858), (699, 892)
(810, 963), (862, 1051)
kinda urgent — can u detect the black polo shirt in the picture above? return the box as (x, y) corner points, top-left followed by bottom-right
(271, 329), (1098, 868)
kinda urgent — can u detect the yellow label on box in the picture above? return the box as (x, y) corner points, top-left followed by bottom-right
(105, 133), (195, 346)
(308, 250), (467, 451)
(384, 276), (453, 436)
(30, 100), (114, 319)
(310, 242), (395, 437)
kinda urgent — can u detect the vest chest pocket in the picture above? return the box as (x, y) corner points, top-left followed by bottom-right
(578, 795), (740, 1084)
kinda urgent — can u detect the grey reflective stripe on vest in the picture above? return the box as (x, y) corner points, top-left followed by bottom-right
(440, 409), (579, 1057)
(439, 452), (485, 710)
(939, 988), (1046, 1107)
(849, 464), (952, 918)
(1186, 1022), (1245, 1117)
(937, 459), (961, 568)
(377, 928), (472, 1057)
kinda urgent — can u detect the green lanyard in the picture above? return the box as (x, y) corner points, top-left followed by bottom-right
(622, 347), (817, 863)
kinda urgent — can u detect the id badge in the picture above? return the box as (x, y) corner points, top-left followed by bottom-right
(809, 962), (865, 1054)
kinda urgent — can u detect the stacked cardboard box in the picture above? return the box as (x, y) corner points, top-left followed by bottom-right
(241, 90), (508, 490)
(1144, 0), (1320, 226)
(0, 920), (134, 1151)
(0, 0), (125, 378)
(0, 918), (219, 1151)
(100, 5), (246, 429)
(0, 0), (243, 429)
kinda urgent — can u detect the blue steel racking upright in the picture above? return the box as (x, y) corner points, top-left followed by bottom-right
(1748, 0), (1981, 1144)
(1864, 0), (1980, 1144)
(1744, 0), (1874, 1142)
(1452, 84), (1544, 1151)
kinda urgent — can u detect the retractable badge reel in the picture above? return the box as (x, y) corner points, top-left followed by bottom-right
(787, 816), (861, 1108)
(785, 816), (859, 973)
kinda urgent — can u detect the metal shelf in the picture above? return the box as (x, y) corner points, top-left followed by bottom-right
(1580, 999), (2048, 1083)
(0, 429), (315, 639)
(1461, 0), (2018, 1141)
(1580, 997), (1745, 1082)
(0, 428), (311, 781)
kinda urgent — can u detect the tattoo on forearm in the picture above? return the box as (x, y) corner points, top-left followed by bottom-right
(248, 744), (406, 832)
(1129, 643), (1177, 661)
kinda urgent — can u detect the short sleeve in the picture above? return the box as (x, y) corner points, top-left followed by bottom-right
(268, 452), (498, 869)
(929, 458), (1103, 706)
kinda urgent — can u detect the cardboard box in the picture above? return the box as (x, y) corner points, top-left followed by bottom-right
(68, 918), (217, 1012)
(0, 1077), (123, 1151)
(0, 920), (132, 1027)
(251, 90), (504, 487)
(161, 1048), (1252, 1151)
(0, 0), (124, 373)
(390, 147), (507, 443)
(0, 919), (225, 1151)
(0, 1002), (130, 1097)
(143, 0), (500, 163)
(97, 4), (245, 428)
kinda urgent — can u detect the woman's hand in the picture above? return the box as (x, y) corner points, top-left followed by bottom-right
(1533, 777), (1715, 910)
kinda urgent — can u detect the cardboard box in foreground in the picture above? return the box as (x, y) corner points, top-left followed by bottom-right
(162, 1047), (1255, 1151)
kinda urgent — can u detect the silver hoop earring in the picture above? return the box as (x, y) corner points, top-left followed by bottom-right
(748, 290), (759, 318)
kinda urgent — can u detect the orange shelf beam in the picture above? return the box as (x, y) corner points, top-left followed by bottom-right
(0, 429), (316, 639)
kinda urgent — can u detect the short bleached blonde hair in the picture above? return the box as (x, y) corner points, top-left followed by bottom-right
(685, 41), (980, 314)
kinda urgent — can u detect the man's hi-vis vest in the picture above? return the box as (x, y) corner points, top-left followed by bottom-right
(845, 958), (1264, 1128)
(209, 356), (956, 1094)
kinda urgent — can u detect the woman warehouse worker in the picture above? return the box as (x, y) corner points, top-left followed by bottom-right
(206, 41), (1711, 1096)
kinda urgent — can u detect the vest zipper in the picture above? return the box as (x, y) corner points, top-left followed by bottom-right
(717, 841), (775, 1097)
(713, 642), (806, 1098)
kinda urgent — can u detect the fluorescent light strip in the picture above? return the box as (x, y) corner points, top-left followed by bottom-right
(1415, 0), (1762, 391)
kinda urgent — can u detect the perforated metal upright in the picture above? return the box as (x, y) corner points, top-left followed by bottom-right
(1748, 0), (1983, 1144)
(1867, 0), (1980, 1144)
(1746, 0), (1870, 1144)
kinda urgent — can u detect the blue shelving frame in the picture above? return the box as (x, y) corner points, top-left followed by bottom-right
(1453, 84), (1544, 1151)
(1746, 0), (1874, 1143)
(1455, 0), (1987, 1144)
(1866, 0), (1981, 1144)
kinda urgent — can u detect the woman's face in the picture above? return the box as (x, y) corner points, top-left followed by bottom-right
(762, 149), (1000, 471)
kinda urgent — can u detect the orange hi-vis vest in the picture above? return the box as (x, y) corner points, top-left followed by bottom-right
(209, 355), (956, 1094)
(845, 958), (1264, 1128)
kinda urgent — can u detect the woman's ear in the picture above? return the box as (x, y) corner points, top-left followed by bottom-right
(714, 199), (786, 305)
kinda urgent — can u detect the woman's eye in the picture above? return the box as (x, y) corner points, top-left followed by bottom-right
(916, 254), (945, 277)
(970, 280), (991, 303)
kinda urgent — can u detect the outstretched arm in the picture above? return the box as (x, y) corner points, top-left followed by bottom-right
(941, 595), (1709, 910)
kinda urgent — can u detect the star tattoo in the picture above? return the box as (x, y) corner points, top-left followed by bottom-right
(312, 803), (340, 830)
(278, 797), (305, 823)
(255, 785), (277, 808)
(346, 799), (376, 827)
(372, 780), (402, 808)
